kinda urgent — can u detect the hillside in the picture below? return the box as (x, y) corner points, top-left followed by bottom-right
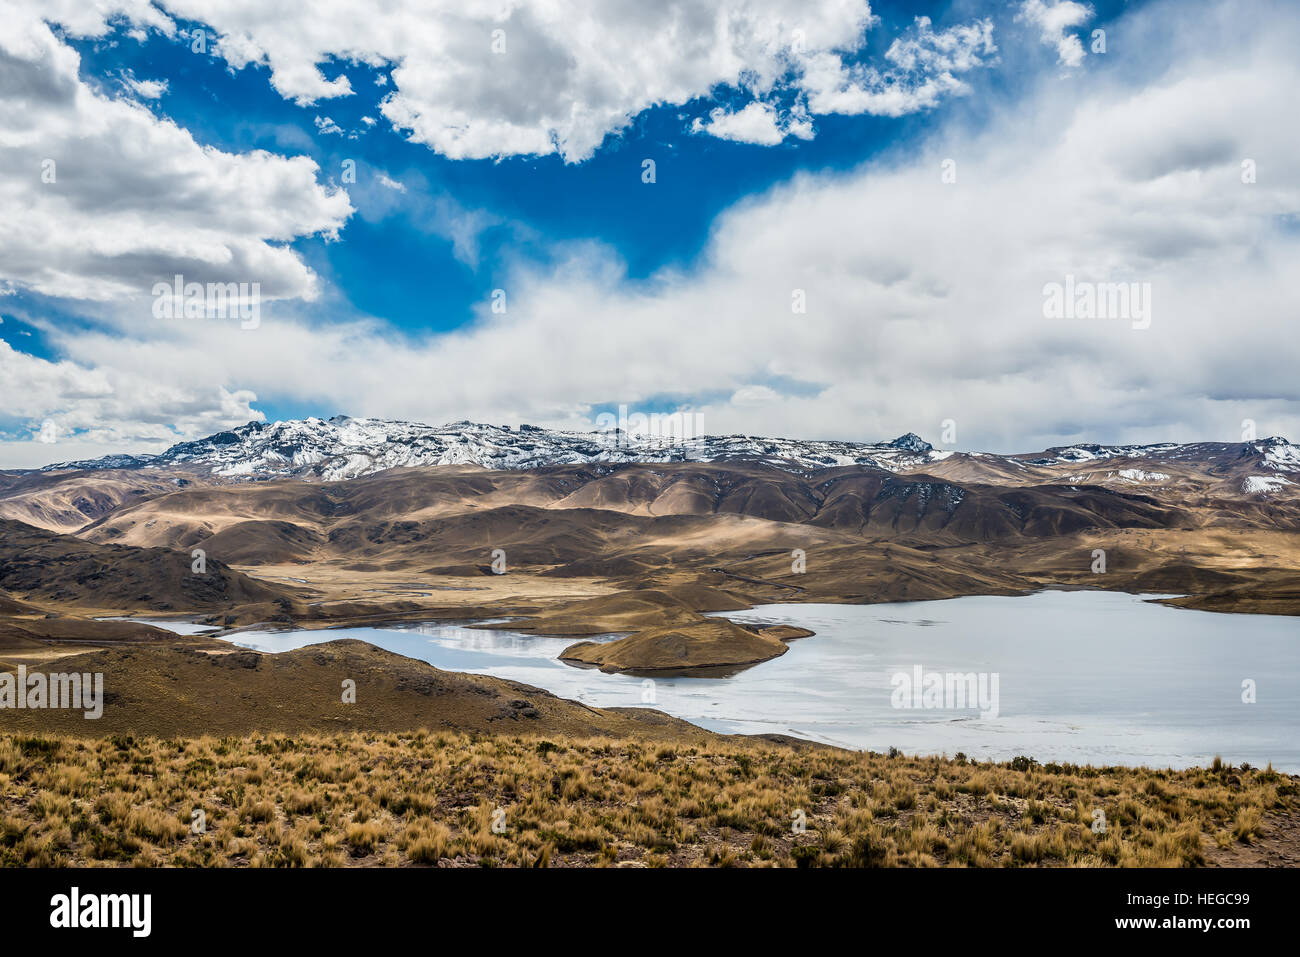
(3, 729), (1295, 867)
(0, 518), (294, 615)
(2, 420), (1298, 674)
(0, 639), (709, 740)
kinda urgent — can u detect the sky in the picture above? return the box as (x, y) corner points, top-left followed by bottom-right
(1, 0), (1297, 468)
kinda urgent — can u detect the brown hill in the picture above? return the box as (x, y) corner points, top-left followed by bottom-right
(3, 455), (1299, 644)
(560, 618), (792, 675)
(72, 461), (1299, 568)
(0, 469), (206, 534)
(0, 640), (714, 741)
(0, 518), (294, 614)
(488, 586), (751, 636)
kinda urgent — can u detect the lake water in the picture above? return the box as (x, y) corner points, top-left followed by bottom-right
(205, 590), (1299, 771)
(98, 617), (220, 636)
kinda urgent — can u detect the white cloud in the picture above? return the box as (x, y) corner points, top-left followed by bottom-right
(0, 10), (353, 303)
(730, 385), (781, 406)
(44, 1), (993, 161)
(313, 115), (343, 135)
(21, 0), (175, 39)
(124, 75), (168, 99)
(692, 102), (792, 146)
(0, 4), (353, 458)
(4, 0), (1299, 467)
(1016, 0), (1093, 68)
(0, 339), (263, 467)
(21, 0), (1291, 461)
(800, 16), (997, 117)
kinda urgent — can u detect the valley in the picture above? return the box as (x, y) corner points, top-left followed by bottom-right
(1, 421), (1298, 676)
(2, 419), (1299, 869)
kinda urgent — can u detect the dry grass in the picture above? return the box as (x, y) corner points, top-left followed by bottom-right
(0, 731), (1294, 868)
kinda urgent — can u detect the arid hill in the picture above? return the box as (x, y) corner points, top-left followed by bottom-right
(0, 639), (717, 741)
(560, 618), (797, 675)
(0, 518), (293, 615)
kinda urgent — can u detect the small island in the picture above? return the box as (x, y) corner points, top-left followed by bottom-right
(560, 618), (814, 675)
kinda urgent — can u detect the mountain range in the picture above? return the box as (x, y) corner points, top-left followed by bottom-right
(32, 415), (1300, 489)
(2, 413), (1299, 683)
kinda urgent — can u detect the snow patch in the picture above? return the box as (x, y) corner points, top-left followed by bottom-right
(1116, 468), (1169, 482)
(1242, 475), (1295, 494)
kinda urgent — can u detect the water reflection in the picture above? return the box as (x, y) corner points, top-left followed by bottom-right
(220, 591), (1300, 771)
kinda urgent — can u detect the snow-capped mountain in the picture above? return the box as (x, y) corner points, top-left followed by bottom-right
(1017, 437), (1300, 469)
(39, 415), (1300, 485)
(41, 416), (944, 481)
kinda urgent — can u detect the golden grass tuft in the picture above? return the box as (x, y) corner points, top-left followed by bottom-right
(0, 731), (1294, 868)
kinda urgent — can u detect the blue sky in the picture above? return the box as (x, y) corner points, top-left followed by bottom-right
(50, 1), (1044, 334)
(2, 0), (1297, 466)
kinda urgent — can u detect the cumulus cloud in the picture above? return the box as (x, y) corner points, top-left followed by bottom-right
(43, 1), (993, 161)
(123, 75), (168, 99)
(23, 0), (1293, 460)
(0, 339), (262, 467)
(0, 3), (352, 458)
(5, 0), (1299, 467)
(800, 15), (997, 117)
(692, 101), (813, 145)
(1016, 0), (1093, 68)
(0, 10), (353, 303)
(313, 115), (343, 135)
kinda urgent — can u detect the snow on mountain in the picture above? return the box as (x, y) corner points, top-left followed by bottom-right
(1022, 443), (1180, 465)
(40, 416), (942, 481)
(1063, 468), (1172, 484)
(37, 416), (1300, 484)
(1116, 469), (1170, 483)
(1242, 475), (1296, 495)
(37, 453), (161, 471)
(1257, 437), (1300, 472)
(1023, 438), (1300, 473)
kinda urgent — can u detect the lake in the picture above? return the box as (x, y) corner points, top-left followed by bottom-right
(205, 590), (1299, 771)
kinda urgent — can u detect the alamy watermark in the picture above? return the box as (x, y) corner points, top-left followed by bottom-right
(593, 404), (704, 448)
(0, 665), (104, 719)
(1043, 275), (1151, 330)
(890, 664), (999, 719)
(152, 274), (260, 329)
(50, 887), (150, 937)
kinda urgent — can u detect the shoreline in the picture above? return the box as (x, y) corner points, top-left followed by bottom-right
(180, 592), (1300, 774)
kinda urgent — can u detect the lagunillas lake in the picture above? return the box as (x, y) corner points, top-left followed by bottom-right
(209, 590), (1299, 772)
